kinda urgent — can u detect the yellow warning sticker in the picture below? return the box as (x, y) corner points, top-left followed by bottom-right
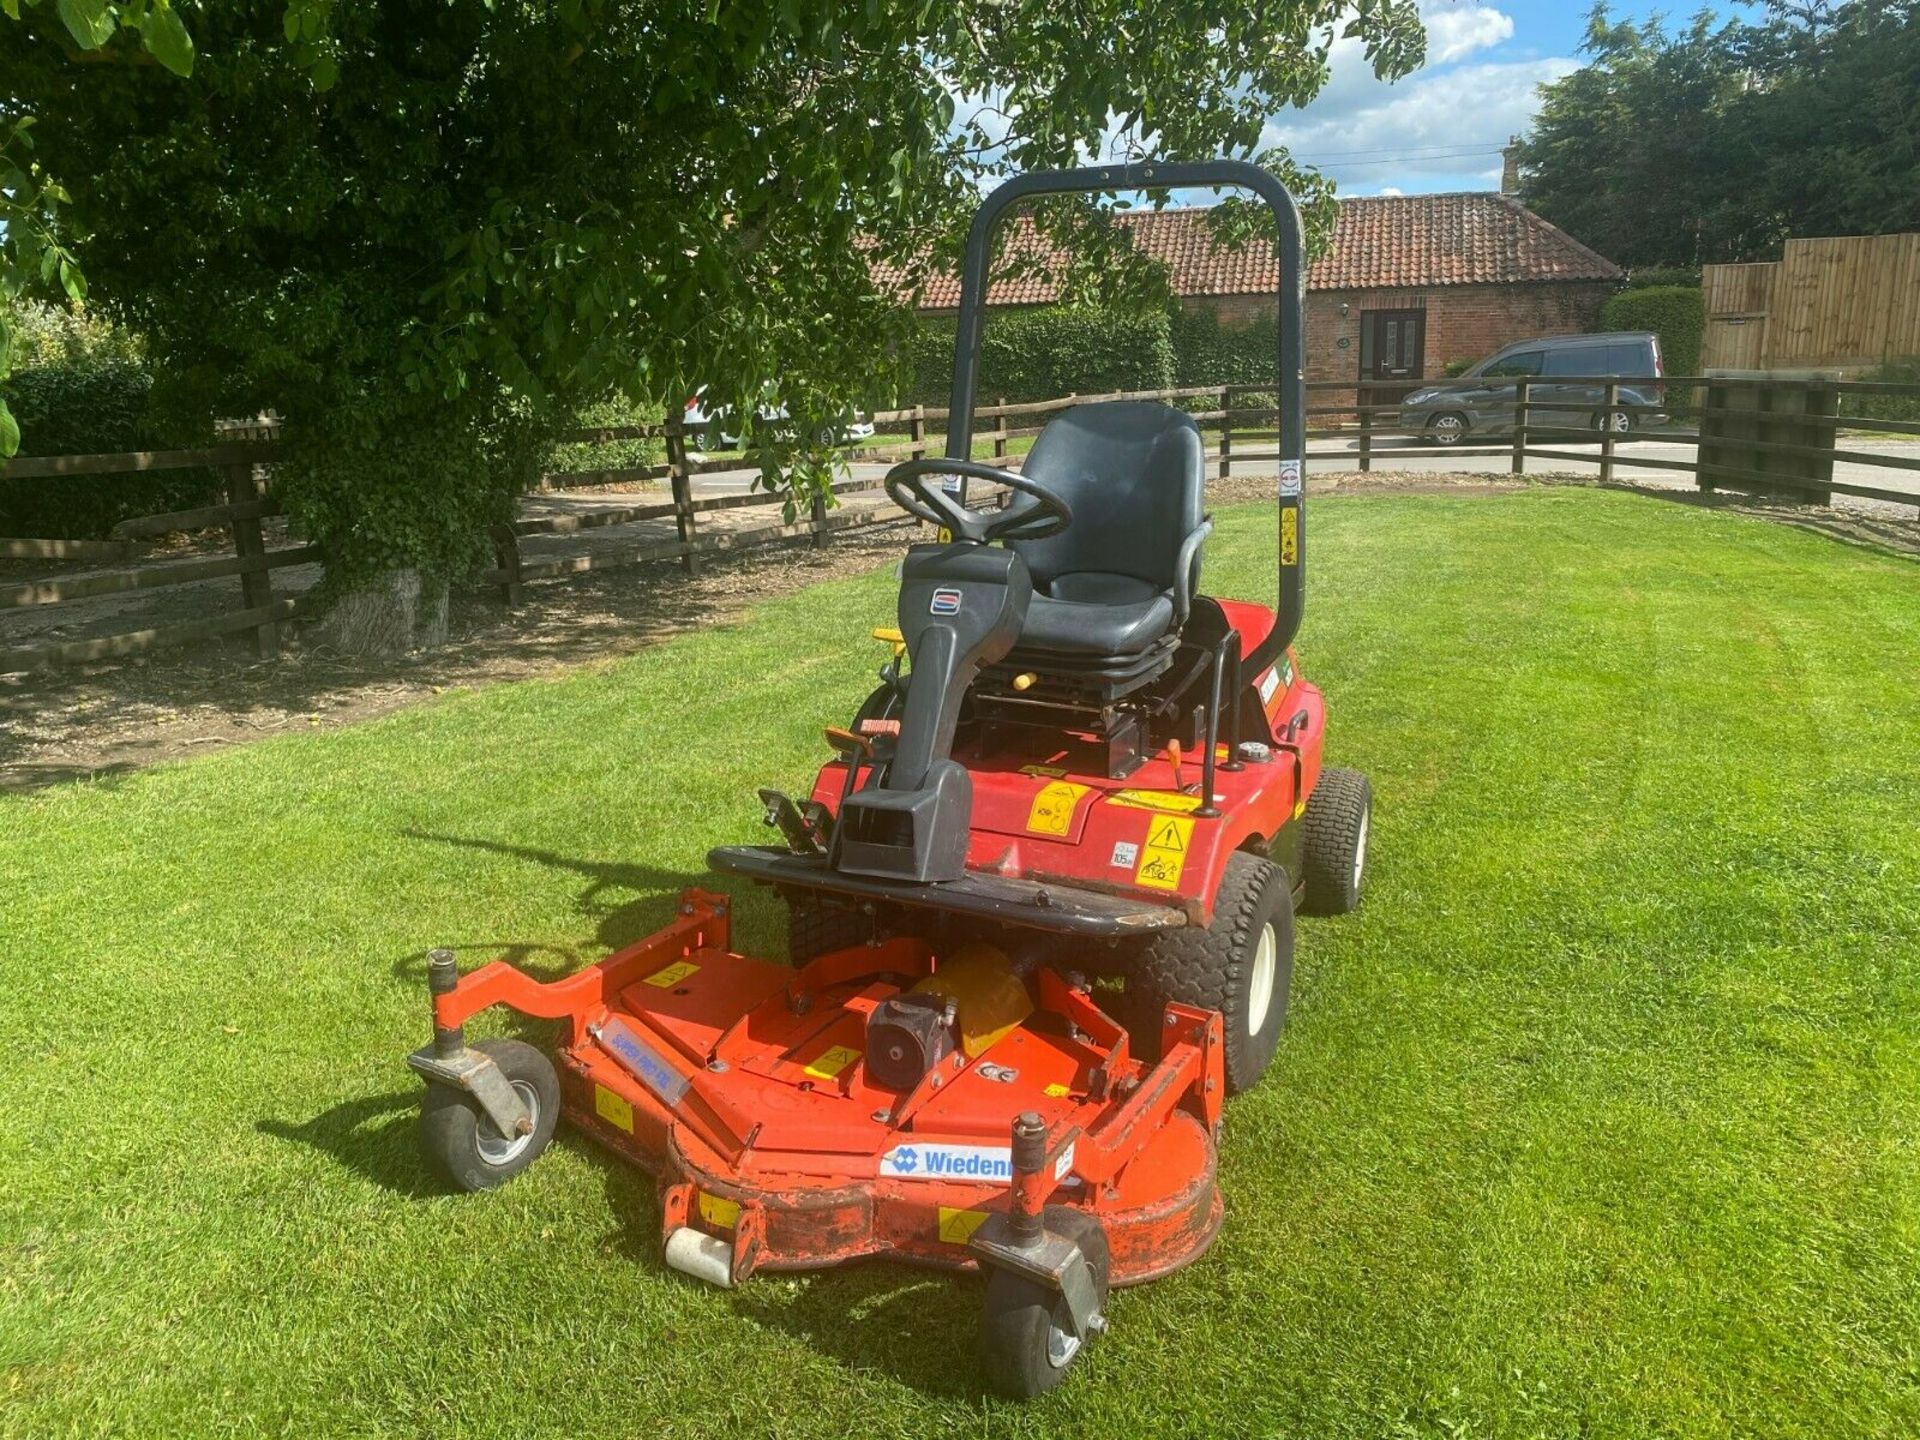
(1107, 788), (1203, 814)
(937, 1206), (991, 1245)
(643, 959), (700, 988)
(1134, 815), (1195, 891)
(594, 1083), (635, 1133)
(1281, 507), (1299, 567)
(1043, 1082), (1072, 1099)
(698, 1192), (742, 1229)
(802, 1044), (861, 1082)
(1027, 780), (1090, 836)
(1020, 763), (1069, 778)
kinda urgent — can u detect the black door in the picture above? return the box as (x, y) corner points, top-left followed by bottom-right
(1359, 308), (1426, 408)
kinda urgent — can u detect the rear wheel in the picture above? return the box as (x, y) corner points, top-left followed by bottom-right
(1593, 408), (1633, 435)
(1427, 412), (1468, 446)
(979, 1207), (1110, 1398)
(1300, 767), (1372, 915)
(1125, 851), (1293, 1094)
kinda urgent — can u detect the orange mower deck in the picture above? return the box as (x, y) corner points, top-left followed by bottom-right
(426, 890), (1226, 1284)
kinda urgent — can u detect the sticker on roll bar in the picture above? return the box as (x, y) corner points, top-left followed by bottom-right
(1279, 458), (1302, 496)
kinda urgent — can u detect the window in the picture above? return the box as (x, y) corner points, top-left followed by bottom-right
(1541, 348), (1596, 376)
(1607, 343), (1654, 377)
(1482, 351), (1543, 378)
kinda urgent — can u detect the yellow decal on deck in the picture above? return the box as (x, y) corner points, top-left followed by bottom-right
(938, 1206), (992, 1245)
(594, 1083), (635, 1133)
(698, 1192), (742, 1229)
(1043, 1082), (1073, 1099)
(643, 959), (700, 988)
(1020, 763), (1069, 778)
(1280, 508), (1299, 567)
(1026, 781), (1090, 836)
(1134, 816), (1195, 891)
(802, 1044), (861, 1082)
(1107, 788), (1203, 814)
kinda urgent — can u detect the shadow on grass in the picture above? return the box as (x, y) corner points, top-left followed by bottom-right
(395, 830), (721, 975)
(578, 1142), (989, 1400)
(257, 1089), (443, 1199)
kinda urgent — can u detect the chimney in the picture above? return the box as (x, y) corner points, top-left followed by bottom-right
(1500, 137), (1522, 196)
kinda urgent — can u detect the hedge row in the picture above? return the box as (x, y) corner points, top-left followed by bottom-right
(1599, 285), (1705, 380)
(900, 307), (1176, 407)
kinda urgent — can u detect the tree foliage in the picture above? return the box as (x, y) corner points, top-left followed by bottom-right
(0, 0), (1424, 590)
(1519, 1), (1920, 270)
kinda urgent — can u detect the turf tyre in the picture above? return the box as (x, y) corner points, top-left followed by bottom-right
(1300, 766), (1372, 915)
(978, 1207), (1111, 1398)
(418, 1037), (560, 1192)
(1126, 851), (1293, 1095)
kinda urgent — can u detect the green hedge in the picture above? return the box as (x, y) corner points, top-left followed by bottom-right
(901, 306), (1175, 407)
(0, 304), (221, 540)
(1841, 357), (1920, 423)
(1599, 285), (1705, 379)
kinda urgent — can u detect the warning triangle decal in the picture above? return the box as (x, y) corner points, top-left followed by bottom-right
(1149, 819), (1187, 852)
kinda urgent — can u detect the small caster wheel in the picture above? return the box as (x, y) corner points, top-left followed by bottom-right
(418, 1037), (560, 1192)
(978, 1208), (1110, 1398)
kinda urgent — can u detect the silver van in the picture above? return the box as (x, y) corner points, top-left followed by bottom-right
(1399, 331), (1667, 445)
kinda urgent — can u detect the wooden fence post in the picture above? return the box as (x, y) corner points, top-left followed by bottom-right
(1599, 379), (1619, 485)
(1217, 385), (1232, 479)
(1358, 385), (1373, 474)
(993, 399), (1008, 462)
(490, 523), (525, 606)
(225, 460), (277, 658)
(664, 415), (700, 575)
(1511, 378), (1528, 476)
(910, 404), (926, 459)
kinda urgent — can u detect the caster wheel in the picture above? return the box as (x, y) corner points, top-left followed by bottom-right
(418, 1037), (560, 1192)
(978, 1208), (1110, 1398)
(1300, 766), (1372, 915)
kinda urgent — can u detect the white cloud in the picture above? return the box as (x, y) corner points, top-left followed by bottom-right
(1421, 3), (1515, 65)
(1377, 185), (1405, 197)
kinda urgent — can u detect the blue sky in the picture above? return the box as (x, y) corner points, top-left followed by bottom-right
(1267, 0), (1766, 197)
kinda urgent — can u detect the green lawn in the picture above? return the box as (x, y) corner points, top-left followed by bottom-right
(3, 490), (1917, 1438)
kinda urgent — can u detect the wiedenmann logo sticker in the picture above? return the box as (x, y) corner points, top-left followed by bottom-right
(880, 1143), (1012, 1182)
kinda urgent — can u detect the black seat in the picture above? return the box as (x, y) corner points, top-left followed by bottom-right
(1001, 401), (1208, 661)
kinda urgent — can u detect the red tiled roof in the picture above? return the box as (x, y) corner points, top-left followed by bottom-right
(879, 192), (1622, 308)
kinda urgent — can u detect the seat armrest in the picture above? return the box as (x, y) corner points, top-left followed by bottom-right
(1172, 519), (1212, 625)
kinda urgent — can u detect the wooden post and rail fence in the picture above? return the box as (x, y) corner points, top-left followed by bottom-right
(3, 373), (1916, 674)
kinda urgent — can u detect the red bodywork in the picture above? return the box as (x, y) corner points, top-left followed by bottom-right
(817, 608), (1324, 927)
(434, 891), (1225, 1282)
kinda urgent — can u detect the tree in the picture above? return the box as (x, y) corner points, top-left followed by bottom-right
(1518, 1), (1920, 271)
(0, 0), (1424, 639)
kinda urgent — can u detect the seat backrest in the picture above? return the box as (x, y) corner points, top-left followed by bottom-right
(1005, 401), (1205, 591)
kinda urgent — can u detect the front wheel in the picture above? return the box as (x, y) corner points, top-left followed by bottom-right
(418, 1037), (560, 1192)
(979, 1208), (1110, 1398)
(1426, 412), (1468, 447)
(1593, 409), (1633, 435)
(1125, 852), (1293, 1094)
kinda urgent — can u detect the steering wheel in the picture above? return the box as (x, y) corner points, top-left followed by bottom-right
(883, 458), (1073, 545)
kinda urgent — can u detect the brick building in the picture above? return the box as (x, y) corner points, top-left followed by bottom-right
(891, 191), (1623, 398)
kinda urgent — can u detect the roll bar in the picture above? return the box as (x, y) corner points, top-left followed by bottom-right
(945, 159), (1307, 671)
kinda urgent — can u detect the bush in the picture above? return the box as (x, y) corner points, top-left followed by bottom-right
(1599, 285), (1705, 378)
(901, 306), (1174, 407)
(0, 310), (227, 540)
(1624, 266), (1701, 290)
(1443, 357), (1477, 378)
(1841, 357), (1920, 423)
(1168, 307), (1286, 390)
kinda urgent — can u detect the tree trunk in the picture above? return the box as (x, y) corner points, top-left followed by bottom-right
(314, 568), (449, 655)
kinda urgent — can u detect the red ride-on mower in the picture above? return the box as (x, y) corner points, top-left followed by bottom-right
(406, 160), (1373, 1397)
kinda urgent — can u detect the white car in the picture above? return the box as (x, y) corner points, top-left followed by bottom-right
(682, 388), (876, 451)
